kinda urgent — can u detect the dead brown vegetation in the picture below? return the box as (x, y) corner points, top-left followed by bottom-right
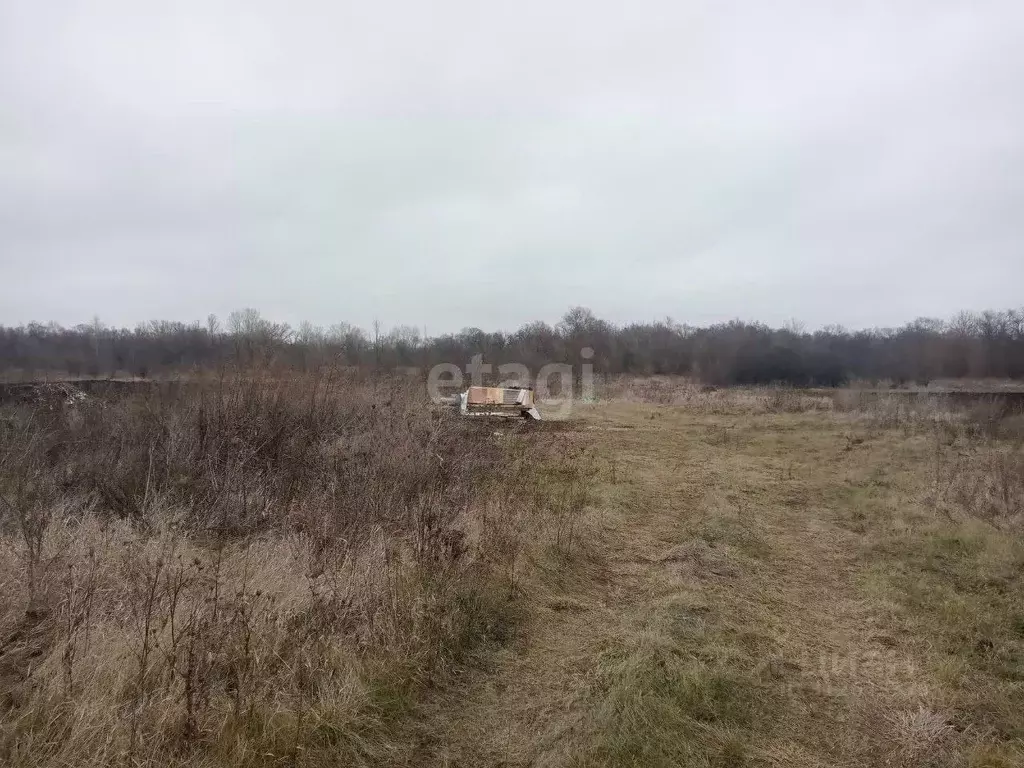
(402, 389), (1023, 767)
(0, 370), (588, 767)
(4, 373), (1023, 767)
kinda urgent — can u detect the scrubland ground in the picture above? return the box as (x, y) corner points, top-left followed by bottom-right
(0, 372), (591, 767)
(408, 393), (1024, 767)
(1, 377), (1023, 767)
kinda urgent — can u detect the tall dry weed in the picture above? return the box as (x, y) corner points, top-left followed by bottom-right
(0, 368), (587, 766)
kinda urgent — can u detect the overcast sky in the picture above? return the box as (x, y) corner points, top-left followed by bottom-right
(2, 1), (1022, 334)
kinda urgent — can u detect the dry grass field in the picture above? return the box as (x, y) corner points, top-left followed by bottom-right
(404, 391), (1024, 767)
(1, 376), (1023, 766)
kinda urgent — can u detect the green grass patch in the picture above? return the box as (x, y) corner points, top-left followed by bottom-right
(571, 594), (781, 768)
(864, 521), (1024, 741)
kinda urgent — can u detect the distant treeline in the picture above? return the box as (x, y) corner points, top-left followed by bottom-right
(3, 306), (1024, 386)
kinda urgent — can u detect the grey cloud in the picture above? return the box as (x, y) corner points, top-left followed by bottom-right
(2, 1), (1023, 332)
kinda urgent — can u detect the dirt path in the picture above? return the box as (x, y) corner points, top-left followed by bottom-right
(406, 403), (950, 767)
